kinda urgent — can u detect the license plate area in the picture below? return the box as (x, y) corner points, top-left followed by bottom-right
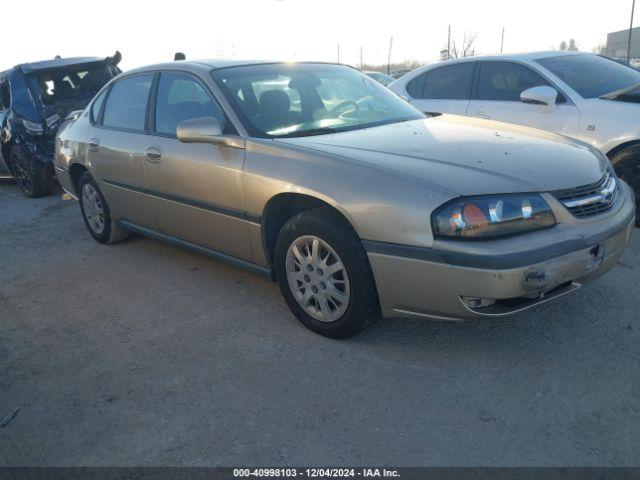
(586, 243), (605, 273)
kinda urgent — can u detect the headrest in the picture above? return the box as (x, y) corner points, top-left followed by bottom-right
(259, 89), (290, 114)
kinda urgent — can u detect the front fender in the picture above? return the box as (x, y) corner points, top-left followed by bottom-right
(243, 139), (457, 249)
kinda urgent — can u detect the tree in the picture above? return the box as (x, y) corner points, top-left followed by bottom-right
(560, 40), (567, 51)
(451, 33), (478, 58)
(568, 39), (579, 51)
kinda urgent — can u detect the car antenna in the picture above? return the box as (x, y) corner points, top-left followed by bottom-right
(174, 52), (186, 61)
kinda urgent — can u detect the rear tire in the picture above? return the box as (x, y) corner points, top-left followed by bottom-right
(274, 207), (380, 339)
(9, 144), (53, 198)
(78, 172), (129, 244)
(611, 145), (640, 227)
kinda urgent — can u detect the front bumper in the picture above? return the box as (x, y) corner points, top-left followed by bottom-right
(366, 181), (636, 321)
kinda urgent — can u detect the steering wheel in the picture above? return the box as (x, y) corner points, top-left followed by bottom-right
(328, 100), (359, 117)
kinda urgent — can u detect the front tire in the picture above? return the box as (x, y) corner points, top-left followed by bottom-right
(78, 172), (129, 244)
(275, 207), (380, 338)
(10, 145), (53, 198)
(611, 145), (640, 227)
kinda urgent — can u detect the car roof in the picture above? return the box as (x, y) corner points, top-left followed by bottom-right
(123, 59), (348, 76)
(436, 51), (588, 65)
(18, 56), (106, 74)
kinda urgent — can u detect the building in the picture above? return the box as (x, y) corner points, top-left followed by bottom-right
(605, 26), (640, 59)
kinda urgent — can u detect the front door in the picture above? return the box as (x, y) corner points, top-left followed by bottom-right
(467, 61), (580, 137)
(143, 71), (251, 261)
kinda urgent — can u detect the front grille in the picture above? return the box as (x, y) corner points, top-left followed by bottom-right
(552, 170), (619, 219)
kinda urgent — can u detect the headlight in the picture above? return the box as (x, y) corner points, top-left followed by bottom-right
(19, 118), (44, 134)
(432, 194), (556, 239)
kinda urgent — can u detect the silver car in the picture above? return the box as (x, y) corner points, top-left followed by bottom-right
(54, 60), (635, 338)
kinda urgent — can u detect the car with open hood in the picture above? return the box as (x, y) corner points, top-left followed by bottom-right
(0, 52), (121, 197)
(54, 60), (635, 338)
(389, 52), (640, 220)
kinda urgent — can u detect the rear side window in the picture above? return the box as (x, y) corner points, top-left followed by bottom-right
(477, 62), (551, 101)
(421, 63), (475, 100)
(102, 74), (153, 131)
(90, 88), (108, 123)
(154, 72), (225, 136)
(406, 73), (426, 98)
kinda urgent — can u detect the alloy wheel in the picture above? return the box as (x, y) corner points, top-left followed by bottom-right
(285, 235), (350, 322)
(11, 150), (34, 196)
(82, 183), (106, 234)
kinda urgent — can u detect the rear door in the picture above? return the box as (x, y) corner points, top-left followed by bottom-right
(88, 73), (157, 229)
(406, 62), (475, 115)
(467, 61), (580, 136)
(143, 71), (251, 261)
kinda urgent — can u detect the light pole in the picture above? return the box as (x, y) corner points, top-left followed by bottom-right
(628, 0), (636, 62)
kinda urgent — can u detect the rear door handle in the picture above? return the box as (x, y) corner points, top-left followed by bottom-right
(88, 138), (100, 151)
(145, 147), (162, 163)
(471, 111), (490, 119)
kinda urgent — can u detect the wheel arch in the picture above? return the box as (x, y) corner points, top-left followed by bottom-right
(260, 192), (360, 268)
(1, 139), (15, 171)
(68, 163), (89, 197)
(606, 139), (640, 160)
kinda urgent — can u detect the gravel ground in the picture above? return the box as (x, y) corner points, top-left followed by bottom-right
(0, 179), (639, 466)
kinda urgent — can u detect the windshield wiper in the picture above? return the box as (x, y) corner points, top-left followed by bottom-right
(600, 82), (640, 99)
(272, 127), (338, 138)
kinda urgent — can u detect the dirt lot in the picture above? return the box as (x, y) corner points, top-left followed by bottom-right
(0, 179), (639, 466)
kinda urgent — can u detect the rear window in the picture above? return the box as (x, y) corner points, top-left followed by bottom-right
(102, 74), (153, 131)
(405, 63), (474, 100)
(90, 88), (108, 123)
(29, 63), (119, 105)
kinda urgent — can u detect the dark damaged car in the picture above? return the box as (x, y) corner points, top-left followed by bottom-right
(0, 53), (121, 197)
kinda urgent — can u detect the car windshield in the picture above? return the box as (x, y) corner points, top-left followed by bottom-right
(211, 63), (423, 138)
(28, 63), (118, 105)
(365, 72), (395, 86)
(537, 54), (640, 98)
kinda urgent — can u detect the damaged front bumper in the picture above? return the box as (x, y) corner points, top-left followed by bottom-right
(365, 181), (636, 321)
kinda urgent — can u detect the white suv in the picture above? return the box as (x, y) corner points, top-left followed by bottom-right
(389, 52), (640, 215)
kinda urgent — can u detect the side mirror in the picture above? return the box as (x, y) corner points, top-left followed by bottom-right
(520, 86), (558, 112)
(177, 117), (245, 149)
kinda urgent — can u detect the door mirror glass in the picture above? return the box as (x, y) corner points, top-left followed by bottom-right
(177, 116), (223, 142)
(520, 85), (558, 106)
(177, 116), (244, 149)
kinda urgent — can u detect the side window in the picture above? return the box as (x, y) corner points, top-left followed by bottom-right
(155, 72), (226, 136)
(406, 73), (426, 98)
(102, 74), (153, 131)
(0, 80), (10, 110)
(421, 63), (475, 100)
(477, 62), (552, 102)
(90, 88), (108, 123)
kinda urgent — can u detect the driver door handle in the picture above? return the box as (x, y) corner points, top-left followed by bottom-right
(145, 147), (162, 163)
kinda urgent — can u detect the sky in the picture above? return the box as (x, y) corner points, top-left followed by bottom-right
(1, 0), (635, 71)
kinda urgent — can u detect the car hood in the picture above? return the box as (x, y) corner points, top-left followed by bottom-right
(275, 116), (607, 196)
